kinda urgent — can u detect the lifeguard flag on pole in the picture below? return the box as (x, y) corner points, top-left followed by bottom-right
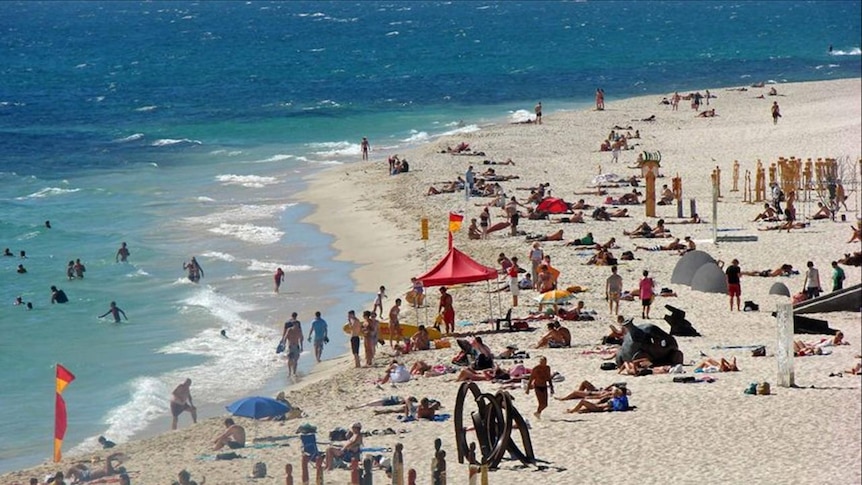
(54, 364), (75, 462)
(448, 212), (464, 233)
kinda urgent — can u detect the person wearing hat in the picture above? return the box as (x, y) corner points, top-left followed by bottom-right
(325, 422), (364, 470)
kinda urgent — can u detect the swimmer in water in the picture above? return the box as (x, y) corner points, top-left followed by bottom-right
(220, 329), (228, 338)
(116, 242), (130, 263)
(99, 301), (128, 322)
(183, 257), (204, 283)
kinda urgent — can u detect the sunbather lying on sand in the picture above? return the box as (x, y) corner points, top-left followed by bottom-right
(585, 248), (617, 266)
(624, 219), (669, 237)
(550, 212), (585, 224)
(665, 214), (702, 224)
(571, 199), (592, 210)
(427, 177), (465, 195)
(635, 238), (685, 251)
(608, 190), (641, 206)
(565, 232), (594, 246)
(66, 452), (127, 483)
(525, 229), (564, 242)
(455, 365), (512, 382)
(555, 380), (627, 401)
(696, 108), (717, 118)
(741, 264), (796, 277)
(694, 357), (739, 372)
(483, 158), (516, 165)
(373, 396), (417, 416)
(848, 222), (862, 243)
(758, 221), (808, 231)
(566, 386), (630, 413)
(794, 340), (828, 356)
(618, 358), (673, 376)
(347, 396), (407, 410)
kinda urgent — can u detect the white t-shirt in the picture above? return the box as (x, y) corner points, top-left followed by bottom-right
(805, 268), (820, 289)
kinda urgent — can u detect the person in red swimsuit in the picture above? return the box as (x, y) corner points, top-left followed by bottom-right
(438, 286), (455, 334)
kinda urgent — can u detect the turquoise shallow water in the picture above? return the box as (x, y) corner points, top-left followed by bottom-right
(0, 0), (859, 472)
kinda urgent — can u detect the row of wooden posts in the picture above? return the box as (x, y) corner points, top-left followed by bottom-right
(728, 157), (846, 204)
(282, 439), (490, 485)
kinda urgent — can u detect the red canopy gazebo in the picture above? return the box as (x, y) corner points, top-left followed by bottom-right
(415, 246), (499, 325)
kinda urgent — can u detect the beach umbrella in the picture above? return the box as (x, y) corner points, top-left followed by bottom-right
(535, 289), (573, 304)
(226, 396), (290, 420)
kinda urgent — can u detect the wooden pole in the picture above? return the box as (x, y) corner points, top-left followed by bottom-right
(407, 469), (417, 485)
(315, 456), (325, 485)
(392, 443), (404, 485)
(286, 464), (294, 485)
(432, 449), (447, 485)
(302, 454), (311, 485)
(351, 458), (361, 485)
(776, 303), (795, 387)
(362, 457), (374, 485)
(731, 160), (739, 192)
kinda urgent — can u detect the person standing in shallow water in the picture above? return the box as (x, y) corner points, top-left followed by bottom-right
(116, 242), (130, 263)
(534, 101), (543, 124)
(99, 301), (128, 322)
(360, 136), (370, 161)
(183, 256), (204, 283)
(274, 267), (285, 293)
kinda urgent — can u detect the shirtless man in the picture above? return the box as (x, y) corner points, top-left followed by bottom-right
(98, 301), (128, 323)
(283, 320), (303, 377)
(635, 237), (685, 251)
(116, 242), (130, 263)
(213, 418), (246, 450)
(753, 204), (778, 222)
(66, 452), (127, 482)
(170, 378), (197, 430)
(605, 265), (623, 316)
(388, 298), (402, 348)
(183, 257), (204, 283)
(438, 287), (455, 334)
(347, 310), (363, 368)
(534, 101), (542, 124)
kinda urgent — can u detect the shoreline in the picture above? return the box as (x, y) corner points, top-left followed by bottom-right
(3, 77), (860, 484)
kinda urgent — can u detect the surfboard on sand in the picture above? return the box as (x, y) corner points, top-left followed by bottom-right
(342, 322), (443, 341)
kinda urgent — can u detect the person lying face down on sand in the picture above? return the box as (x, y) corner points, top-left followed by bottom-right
(624, 219), (669, 238)
(635, 237), (685, 252)
(696, 108), (717, 118)
(66, 452), (127, 483)
(617, 357), (673, 377)
(525, 229), (564, 242)
(740, 264), (795, 277)
(585, 248), (618, 266)
(566, 386), (631, 414)
(426, 176), (465, 195)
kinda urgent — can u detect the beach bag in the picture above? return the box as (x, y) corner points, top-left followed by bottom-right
(216, 451), (240, 460)
(295, 423), (317, 434)
(756, 382), (771, 396)
(620, 251), (635, 261)
(275, 341), (285, 354)
(743, 300), (759, 312)
(252, 462), (267, 478)
(329, 427), (350, 441)
(744, 383), (757, 395)
(751, 346), (766, 357)
(511, 320), (530, 331)
(600, 362), (618, 371)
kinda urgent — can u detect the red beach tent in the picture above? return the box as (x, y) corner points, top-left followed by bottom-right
(535, 197), (570, 214)
(416, 246), (497, 287)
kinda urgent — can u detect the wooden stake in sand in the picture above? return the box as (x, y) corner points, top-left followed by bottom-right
(776, 303), (795, 388)
(731, 160), (740, 192)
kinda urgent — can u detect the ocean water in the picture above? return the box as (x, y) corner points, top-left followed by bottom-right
(0, 0), (859, 473)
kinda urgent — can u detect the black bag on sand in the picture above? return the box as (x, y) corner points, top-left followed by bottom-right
(600, 362), (618, 371)
(252, 461), (267, 478)
(217, 452), (240, 460)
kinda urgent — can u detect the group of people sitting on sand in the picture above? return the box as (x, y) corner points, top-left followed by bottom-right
(387, 155), (410, 175)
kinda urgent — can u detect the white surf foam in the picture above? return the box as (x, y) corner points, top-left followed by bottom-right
(829, 47), (861, 56)
(200, 251), (236, 262)
(16, 187), (81, 199)
(184, 204), (291, 225)
(112, 133), (145, 143)
(151, 138), (202, 147)
(401, 130), (430, 143)
(509, 109), (534, 124)
(247, 259), (313, 273)
(209, 223), (284, 245)
(214, 174), (278, 188)
(307, 140), (360, 158)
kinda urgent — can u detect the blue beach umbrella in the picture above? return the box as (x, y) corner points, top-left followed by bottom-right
(226, 396), (290, 420)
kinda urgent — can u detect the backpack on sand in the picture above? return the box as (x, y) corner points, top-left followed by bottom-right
(252, 461), (267, 478)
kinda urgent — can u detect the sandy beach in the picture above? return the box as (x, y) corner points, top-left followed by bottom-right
(4, 78), (860, 485)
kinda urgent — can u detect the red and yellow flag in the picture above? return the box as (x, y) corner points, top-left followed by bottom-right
(54, 364), (75, 462)
(448, 212), (464, 233)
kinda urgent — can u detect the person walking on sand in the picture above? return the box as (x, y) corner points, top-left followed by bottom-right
(274, 267), (285, 293)
(771, 101), (781, 125)
(347, 310), (363, 368)
(372, 285), (386, 316)
(388, 298), (402, 348)
(605, 265), (623, 316)
(507, 256), (521, 307)
(725, 259), (742, 311)
(526, 356), (554, 419)
(438, 286), (455, 334)
(831, 261), (846, 292)
(308, 311), (329, 363)
(802, 261), (821, 299)
(534, 101), (542, 124)
(528, 242), (544, 288)
(170, 378), (197, 430)
(639, 270), (655, 319)
(360, 136), (370, 161)
(116, 242), (130, 263)
(99, 301), (128, 322)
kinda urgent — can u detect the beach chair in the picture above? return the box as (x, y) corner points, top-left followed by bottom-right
(300, 433), (322, 461)
(494, 308), (513, 332)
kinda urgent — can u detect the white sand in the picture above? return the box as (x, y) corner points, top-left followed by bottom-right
(4, 78), (861, 485)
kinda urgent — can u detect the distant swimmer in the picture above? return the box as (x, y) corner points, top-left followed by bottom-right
(360, 136), (370, 161)
(183, 256), (204, 283)
(74, 258), (86, 278)
(20, 250), (26, 259)
(3, 248), (12, 256)
(17, 264), (27, 274)
(67, 260), (75, 279)
(14, 296), (24, 305)
(99, 301), (128, 322)
(50, 285), (69, 304)
(829, 44), (833, 53)
(45, 220), (51, 229)
(220, 329), (228, 338)
(274, 267), (285, 293)
(116, 242), (130, 263)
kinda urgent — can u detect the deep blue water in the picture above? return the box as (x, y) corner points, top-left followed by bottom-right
(0, 0), (859, 473)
